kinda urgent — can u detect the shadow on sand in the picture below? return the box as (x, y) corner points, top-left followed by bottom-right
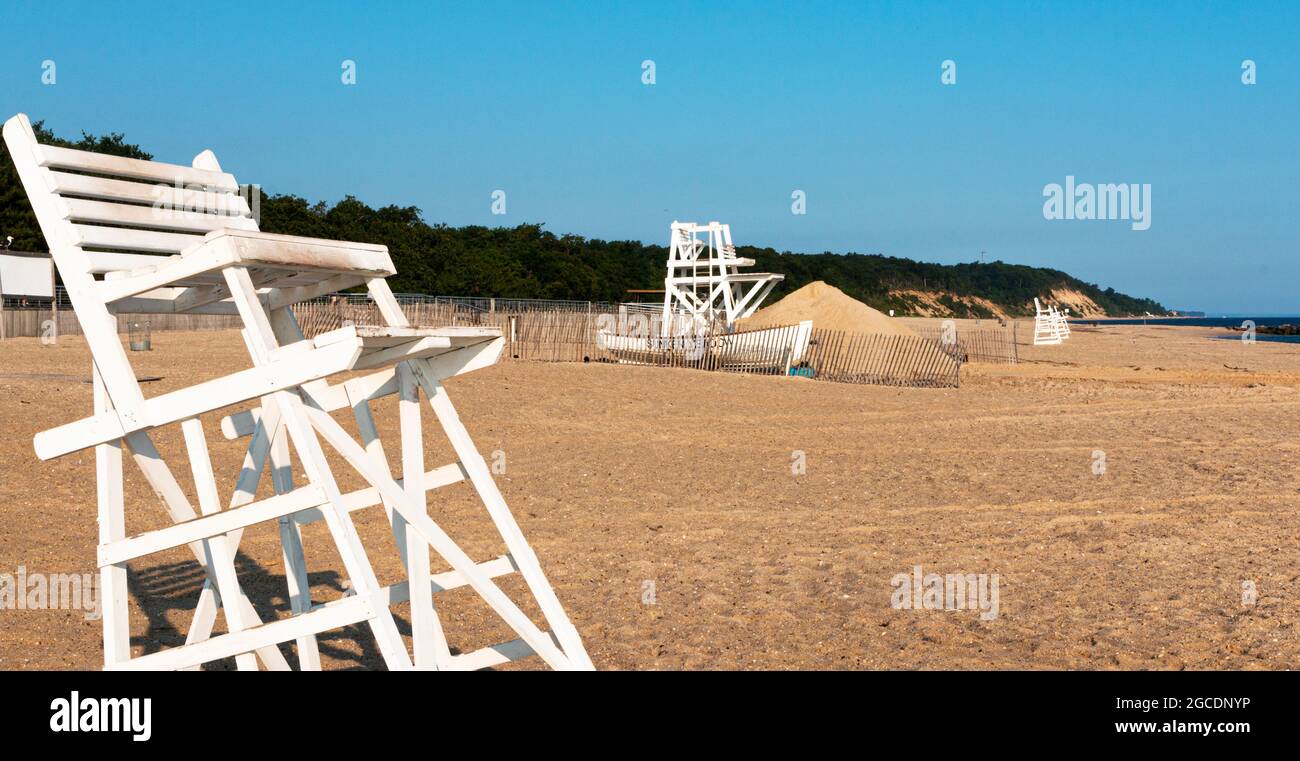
(125, 553), (411, 670)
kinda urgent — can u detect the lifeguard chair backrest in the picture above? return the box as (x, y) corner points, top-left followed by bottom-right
(669, 223), (700, 262)
(3, 113), (257, 280)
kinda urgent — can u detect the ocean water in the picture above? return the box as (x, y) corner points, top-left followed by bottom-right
(1070, 316), (1300, 344)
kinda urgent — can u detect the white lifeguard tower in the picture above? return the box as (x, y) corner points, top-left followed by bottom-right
(661, 221), (783, 336)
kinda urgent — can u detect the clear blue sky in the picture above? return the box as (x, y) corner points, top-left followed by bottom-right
(2, 1), (1296, 313)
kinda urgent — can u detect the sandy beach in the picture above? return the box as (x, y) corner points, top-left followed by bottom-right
(1, 320), (1298, 670)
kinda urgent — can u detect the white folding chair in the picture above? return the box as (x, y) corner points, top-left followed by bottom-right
(1032, 297), (1063, 346)
(1055, 307), (1072, 338)
(3, 112), (593, 670)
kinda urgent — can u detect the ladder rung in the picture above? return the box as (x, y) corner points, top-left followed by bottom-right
(98, 485), (328, 567)
(381, 554), (519, 605)
(110, 594), (375, 671)
(293, 462), (468, 524)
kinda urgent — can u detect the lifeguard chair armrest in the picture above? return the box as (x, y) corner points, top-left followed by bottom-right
(97, 229), (397, 305)
(220, 331), (504, 440)
(211, 229), (396, 276)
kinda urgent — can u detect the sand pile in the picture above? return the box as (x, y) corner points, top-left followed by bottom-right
(740, 281), (917, 337)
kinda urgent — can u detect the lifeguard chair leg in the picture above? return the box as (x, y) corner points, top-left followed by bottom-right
(412, 363), (594, 669)
(270, 421), (321, 670)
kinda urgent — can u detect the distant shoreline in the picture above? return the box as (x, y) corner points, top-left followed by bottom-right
(1065, 315), (1300, 344)
(1070, 316), (1300, 327)
(1078, 315), (1201, 322)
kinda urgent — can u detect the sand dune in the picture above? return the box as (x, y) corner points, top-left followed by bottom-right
(741, 281), (917, 336)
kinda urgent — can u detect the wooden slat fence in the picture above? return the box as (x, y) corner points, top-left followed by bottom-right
(275, 300), (967, 389)
(911, 324), (1018, 364)
(1, 308), (242, 339)
(800, 328), (961, 387)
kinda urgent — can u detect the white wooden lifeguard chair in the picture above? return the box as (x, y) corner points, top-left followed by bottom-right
(3, 112), (593, 671)
(1055, 306), (1072, 338)
(1033, 297), (1063, 346)
(661, 221), (783, 335)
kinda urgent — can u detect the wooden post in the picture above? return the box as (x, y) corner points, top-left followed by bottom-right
(51, 266), (58, 342)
